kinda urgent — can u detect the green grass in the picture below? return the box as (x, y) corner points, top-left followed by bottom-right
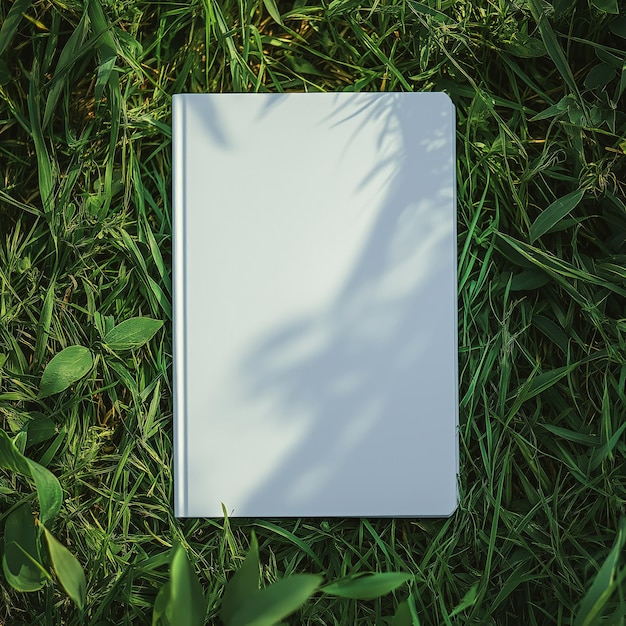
(1, 0), (626, 623)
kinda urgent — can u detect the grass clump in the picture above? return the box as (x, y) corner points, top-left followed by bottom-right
(1, 0), (626, 624)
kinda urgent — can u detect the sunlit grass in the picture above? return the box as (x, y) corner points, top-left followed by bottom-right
(1, 0), (625, 623)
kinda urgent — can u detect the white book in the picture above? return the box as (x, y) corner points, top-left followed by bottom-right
(173, 92), (458, 518)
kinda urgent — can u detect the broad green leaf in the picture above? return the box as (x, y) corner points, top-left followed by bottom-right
(596, 48), (623, 70)
(504, 36), (546, 58)
(230, 574), (322, 626)
(0, 429), (62, 524)
(591, 0), (618, 13)
(529, 189), (585, 243)
(28, 458), (62, 525)
(391, 601), (413, 626)
(509, 270), (551, 291)
(449, 583), (479, 617)
(103, 317), (164, 351)
(43, 526), (86, 611)
(284, 55), (326, 77)
(610, 17), (626, 39)
(23, 412), (57, 447)
(221, 533), (260, 624)
(165, 542), (206, 626)
(153, 581), (171, 626)
(262, 0), (284, 25)
(13, 430), (27, 453)
(0, 0), (34, 57)
(38, 345), (93, 398)
(574, 519), (626, 626)
(0, 429), (31, 475)
(2, 505), (47, 592)
(584, 64), (616, 90)
(321, 572), (412, 600)
(153, 543), (206, 626)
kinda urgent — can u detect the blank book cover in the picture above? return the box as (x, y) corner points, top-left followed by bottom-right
(173, 92), (458, 518)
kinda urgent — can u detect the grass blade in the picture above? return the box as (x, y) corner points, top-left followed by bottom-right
(574, 520), (626, 626)
(33, 279), (55, 368)
(521, 364), (578, 401)
(43, 8), (90, 127)
(87, 0), (117, 103)
(27, 58), (54, 214)
(529, 189), (585, 243)
(527, 0), (580, 97)
(0, 0), (33, 57)
(262, 0), (284, 25)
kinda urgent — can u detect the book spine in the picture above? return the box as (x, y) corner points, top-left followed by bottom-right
(172, 95), (187, 517)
